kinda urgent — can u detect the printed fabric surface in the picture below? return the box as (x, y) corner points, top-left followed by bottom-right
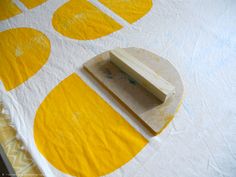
(0, 0), (236, 177)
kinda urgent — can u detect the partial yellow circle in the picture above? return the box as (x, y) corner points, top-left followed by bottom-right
(99, 0), (153, 23)
(0, 0), (48, 21)
(0, 28), (51, 91)
(19, 0), (47, 9)
(0, 0), (22, 21)
(52, 0), (153, 40)
(34, 73), (147, 177)
(52, 0), (122, 40)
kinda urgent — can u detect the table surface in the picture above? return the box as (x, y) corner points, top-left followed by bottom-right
(0, 145), (15, 176)
(0, 103), (42, 177)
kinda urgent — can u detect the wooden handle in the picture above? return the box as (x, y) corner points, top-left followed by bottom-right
(110, 48), (175, 102)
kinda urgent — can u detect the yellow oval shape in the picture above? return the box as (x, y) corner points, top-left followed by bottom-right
(52, 0), (122, 40)
(52, 0), (152, 40)
(34, 73), (147, 177)
(0, 0), (21, 21)
(0, 28), (50, 91)
(99, 0), (153, 23)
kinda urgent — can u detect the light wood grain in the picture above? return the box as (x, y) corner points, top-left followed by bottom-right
(84, 47), (184, 134)
(110, 48), (175, 102)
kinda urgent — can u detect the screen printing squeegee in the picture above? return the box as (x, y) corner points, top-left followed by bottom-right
(84, 48), (183, 134)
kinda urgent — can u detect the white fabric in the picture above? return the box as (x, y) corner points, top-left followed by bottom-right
(0, 0), (236, 176)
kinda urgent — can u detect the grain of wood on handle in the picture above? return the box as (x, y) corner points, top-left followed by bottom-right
(110, 48), (175, 102)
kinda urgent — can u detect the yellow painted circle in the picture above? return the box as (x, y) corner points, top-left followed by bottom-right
(99, 0), (153, 23)
(52, 0), (152, 40)
(0, 28), (51, 91)
(52, 0), (122, 40)
(0, 0), (47, 21)
(19, 0), (47, 9)
(0, 0), (21, 21)
(34, 74), (147, 177)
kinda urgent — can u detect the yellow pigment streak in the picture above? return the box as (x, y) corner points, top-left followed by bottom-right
(34, 74), (147, 177)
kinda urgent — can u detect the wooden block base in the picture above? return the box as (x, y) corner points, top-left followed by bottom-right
(84, 47), (184, 134)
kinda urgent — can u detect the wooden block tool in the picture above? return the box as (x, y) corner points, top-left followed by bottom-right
(110, 48), (175, 102)
(84, 48), (183, 134)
